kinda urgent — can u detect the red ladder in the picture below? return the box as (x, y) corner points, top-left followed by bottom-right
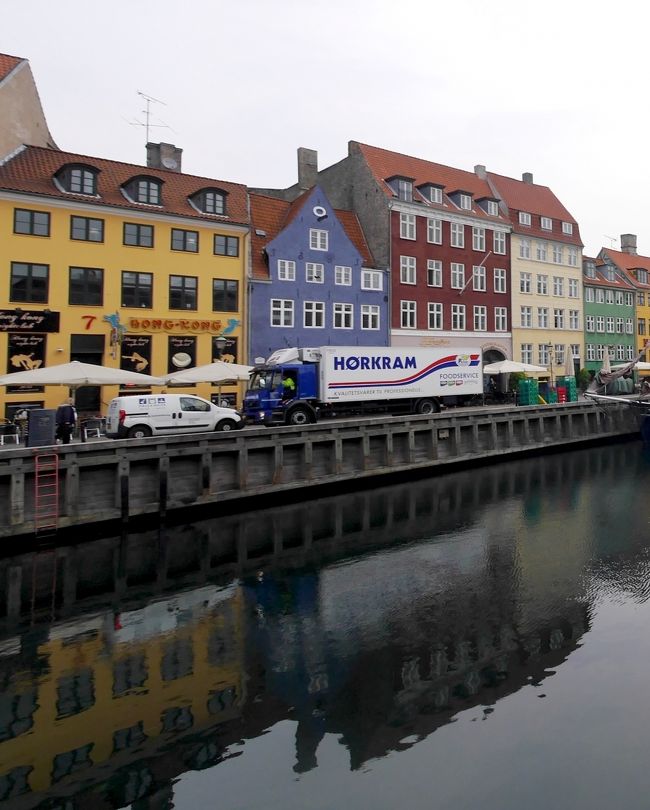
(34, 453), (60, 535)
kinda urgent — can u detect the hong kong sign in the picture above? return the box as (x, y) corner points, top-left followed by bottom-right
(129, 317), (228, 333)
(0, 309), (60, 333)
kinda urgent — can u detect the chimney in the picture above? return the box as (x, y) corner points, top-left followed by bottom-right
(146, 142), (183, 172)
(522, 172), (534, 184)
(621, 233), (638, 255)
(297, 147), (318, 190)
(474, 164), (487, 179)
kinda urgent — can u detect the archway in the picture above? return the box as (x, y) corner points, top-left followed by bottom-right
(482, 347), (505, 365)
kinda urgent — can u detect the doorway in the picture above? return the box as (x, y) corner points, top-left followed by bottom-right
(70, 334), (105, 414)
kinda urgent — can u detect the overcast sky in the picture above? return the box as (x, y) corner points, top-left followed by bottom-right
(3, 0), (646, 256)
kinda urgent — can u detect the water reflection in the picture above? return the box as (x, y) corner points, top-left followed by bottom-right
(0, 441), (648, 808)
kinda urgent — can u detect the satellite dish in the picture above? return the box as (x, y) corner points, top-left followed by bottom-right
(162, 156), (178, 169)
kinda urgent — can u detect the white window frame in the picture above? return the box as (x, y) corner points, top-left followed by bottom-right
(568, 278), (578, 298)
(519, 211), (531, 226)
(553, 276), (564, 296)
(541, 216), (552, 230)
(451, 262), (465, 290)
(568, 247), (578, 267)
(494, 231), (506, 255)
(520, 306), (532, 328)
(472, 226), (485, 252)
(334, 265), (352, 286)
(309, 229), (328, 251)
(427, 259), (442, 287)
(428, 302), (443, 330)
(306, 262), (324, 283)
(495, 306), (507, 331)
(303, 301), (325, 328)
(459, 194), (472, 210)
(398, 179), (413, 202)
(361, 304), (380, 330)
(536, 241), (547, 261)
(474, 305), (487, 331)
(400, 213), (416, 240)
(333, 302), (354, 329)
(570, 310), (579, 330)
(277, 259), (296, 281)
(562, 221), (573, 235)
(586, 315), (595, 331)
(585, 287), (595, 302)
(553, 244), (563, 264)
(361, 269), (383, 291)
(521, 343), (533, 364)
(494, 267), (507, 293)
(472, 265), (486, 291)
(271, 298), (294, 327)
(487, 200), (499, 216)
(400, 255), (417, 285)
(400, 300), (417, 329)
(427, 218), (442, 244)
(537, 307), (548, 329)
(430, 186), (443, 204)
(520, 272), (531, 293)
(606, 316), (615, 333)
(450, 222), (465, 248)
(537, 274), (548, 295)
(451, 303), (466, 330)
(554, 308), (565, 329)
(520, 239), (531, 259)
(596, 315), (605, 333)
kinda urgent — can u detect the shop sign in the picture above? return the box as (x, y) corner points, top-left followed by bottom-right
(212, 335), (238, 364)
(168, 335), (197, 375)
(6, 333), (46, 393)
(129, 317), (235, 334)
(0, 309), (59, 333)
(120, 335), (152, 374)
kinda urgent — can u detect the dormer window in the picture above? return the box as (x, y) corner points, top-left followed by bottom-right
(123, 176), (162, 205)
(519, 212), (531, 226)
(585, 262), (596, 278)
(459, 194), (472, 210)
(606, 266), (616, 282)
(487, 200), (499, 216)
(192, 188), (226, 215)
(541, 216), (552, 230)
(562, 221), (573, 235)
(398, 179), (413, 202)
(430, 186), (443, 204)
(637, 269), (648, 285)
(56, 164), (99, 196)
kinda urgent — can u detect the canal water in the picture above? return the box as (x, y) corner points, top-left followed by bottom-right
(2, 440), (650, 809)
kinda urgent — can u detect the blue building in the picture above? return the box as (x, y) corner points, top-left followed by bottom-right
(248, 186), (388, 363)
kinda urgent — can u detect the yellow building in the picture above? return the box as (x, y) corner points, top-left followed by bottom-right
(487, 171), (584, 375)
(0, 143), (249, 418)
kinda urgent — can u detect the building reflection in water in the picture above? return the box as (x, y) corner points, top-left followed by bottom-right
(0, 441), (648, 808)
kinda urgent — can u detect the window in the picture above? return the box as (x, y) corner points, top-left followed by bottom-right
(554, 308), (565, 328)
(195, 189), (225, 215)
(71, 216), (103, 242)
(541, 216), (552, 230)
(451, 263), (465, 289)
(427, 218), (442, 244)
(616, 344), (625, 361)
(494, 231), (506, 254)
(214, 235), (239, 256)
(616, 291), (624, 305)
(536, 241), (547, 261)
(520, 239), (531, 258)
(585, 262), (596, 278)
(428, 302), (443, 330)
(69, 267), (103, 306)
(639, 318), (646, 336)
(553, 276), (564, 296)
(171, 228), (198, 252)
(537, 307), (548, 328)
(121, 271), (152, 308)
(135, 179), (161, 204)
(361, 269), (383, 290)
(427, 259), (442, 287)
(568, 278), (578, 298)
(451, 303), (465, 330)
(638, 292), (645, 306)
(537, 274), (548, 295)
(169, 275), (197, 310)
(400, 256), (416, 284)
(605, 290), (614, 305)
(520, 306), (532, 328)
(10, 262), (48, 303)
(606, 316), (615, 333)
(521, 343), (533, 364)
(361, 304), (380, 330)
(429, 186), (443, 204)
(278, 260), (296, 281)
(596, 289), (605, 304)
(562, 221), (573, 235)
(554, 345), (565, 365)
(487, 200), (499, 216)
(538, 344), (550, 365)
(459, 193), (472, 210)
(450, 223), (464, 248)
(626, 318), (634, 334)
(520, 272), (531, 293)
(123, 222), (154, 247)
(333, 303), (353, 329)
(271, 299), (294, 327)
(587, 344), (596, 361)
(401, 300), (416, 328)
(472, 227), (485, 252)
(570, 310), (579, 329)
(553, 244), (563, 263)
(397, 180), (413, 201)
(400, 213), (416, 239)
(616, 317), (624, 333)
(14, 208), (50, 236)
(494, 267), (507, 293)
(473, 265), (486, 291)
(519, 211), (531, 226)
(585, 287), (595, 302)
(306, 263), (324, 283)
(58, 165), (97, 195)
(309, 229), (328, 251)
(626, 293), (634, 307)
(474, 305), (487, 331)
(304, 301), (325, 328)
(495, 307), (507, 331)
(335, 265), (352, 285)
(596, 316), (605, 332)
(212, 279), (238, 311)
(586, 315), (595, 331)
(568, 247), (578, 266)
(639, 269), (649, 284)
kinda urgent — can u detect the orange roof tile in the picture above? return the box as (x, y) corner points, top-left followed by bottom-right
(0, 145), (249, 226)
(0, 53), (22, 82)
(600, 248), (650, 290)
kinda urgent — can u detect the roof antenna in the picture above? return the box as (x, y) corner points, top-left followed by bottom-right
(604, 234), (618, 248)
(128, 90), (173, 143)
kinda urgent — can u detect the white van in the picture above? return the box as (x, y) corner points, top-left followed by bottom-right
(106, 394), (243, 439)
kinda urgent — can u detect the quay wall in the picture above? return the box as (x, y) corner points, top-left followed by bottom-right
(0, 402), (639, 540)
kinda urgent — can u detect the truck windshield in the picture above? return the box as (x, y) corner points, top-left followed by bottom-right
(248, 370), (282, 391)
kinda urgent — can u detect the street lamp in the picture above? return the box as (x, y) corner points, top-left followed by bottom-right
(547, 343), (555, 389)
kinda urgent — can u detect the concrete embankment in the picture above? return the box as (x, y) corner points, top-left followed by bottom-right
(0, 401), (639, 540)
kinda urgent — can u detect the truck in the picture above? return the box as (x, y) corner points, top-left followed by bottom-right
(243, 346), (483, 426)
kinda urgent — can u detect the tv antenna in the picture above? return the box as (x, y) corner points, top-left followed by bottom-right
(128, 90), (173, 143)
(604, 234), (618, 248)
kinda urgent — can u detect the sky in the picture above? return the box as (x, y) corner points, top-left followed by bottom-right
(2, 0), (647, 256)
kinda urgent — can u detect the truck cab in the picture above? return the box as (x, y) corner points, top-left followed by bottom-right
(244, 363), (319, 426)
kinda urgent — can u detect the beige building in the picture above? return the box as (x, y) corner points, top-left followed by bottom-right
(0, 52), (56, 159)
(486, 171), (584, 375)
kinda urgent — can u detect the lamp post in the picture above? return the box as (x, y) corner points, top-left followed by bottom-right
(547, 343), (555, 389)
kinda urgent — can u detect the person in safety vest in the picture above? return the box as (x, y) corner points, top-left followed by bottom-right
(282, 374), (296, 399)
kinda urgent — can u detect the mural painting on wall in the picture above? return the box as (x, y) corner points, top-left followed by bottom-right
(168, 336), (196, 375)
(6, 333), (46, 393)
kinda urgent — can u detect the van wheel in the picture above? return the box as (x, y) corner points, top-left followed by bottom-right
(127, 425), (152, 439)
(287, 407), (313, 426)
(215, 419), (237, 432)
(416, 399), (439, 415)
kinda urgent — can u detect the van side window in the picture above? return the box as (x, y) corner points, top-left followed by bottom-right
(180, 397), (210, 412)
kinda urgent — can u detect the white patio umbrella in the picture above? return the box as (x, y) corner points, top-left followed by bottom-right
(483, 359), (548, 374)
(0, 360), (164, 387)
(163, 360), (253, 385)
(612, 361), (650, 371)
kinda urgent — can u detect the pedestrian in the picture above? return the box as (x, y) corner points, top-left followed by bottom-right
(282, 374), (296, 400)
(55, 397), (77, 444)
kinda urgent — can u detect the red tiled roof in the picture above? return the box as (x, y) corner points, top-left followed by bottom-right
(355, 142), (502, 222)
(0, 145), (249, 226)
(487, 171), (582, 246)
(0, 53), (22, 82)
(249, 191), (375, 280)
(600, 247), (650, 290)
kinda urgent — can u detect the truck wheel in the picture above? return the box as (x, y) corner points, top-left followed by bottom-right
(127, 425), (152, 439)
(416, 399), (439, 415)
(215, 419), (237, 432)
(287, 407), (313, 426)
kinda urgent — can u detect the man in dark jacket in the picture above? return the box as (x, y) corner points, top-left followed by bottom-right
(55, 398), (77, 444)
